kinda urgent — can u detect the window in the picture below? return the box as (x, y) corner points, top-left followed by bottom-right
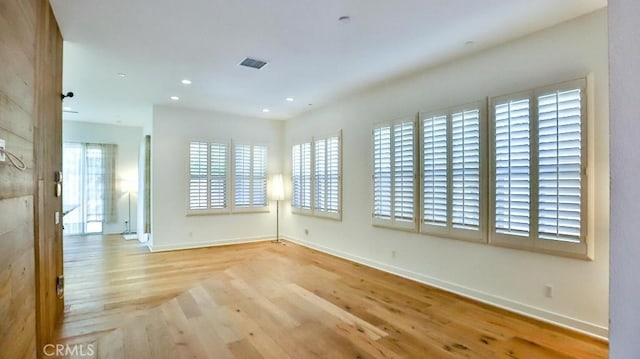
(188, 140), (268, 214)
(63, 142), (117, 234)
(420, 103), (485, 241)
(373, 119), (416, 230)
(233, 144), (268, 210)
(490, 79), (587, 257)
(314, 134), (341, 218)
(188, 141), (229, 213)
(292, 132), (342, 219)
(291, 142), (312, 211)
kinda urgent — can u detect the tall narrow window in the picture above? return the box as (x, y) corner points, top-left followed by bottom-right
(63, 142), (117, 234)
(422, 114), (448, 226)
(291, 142), (312, 211)
(491, 78), (587, 257)
(233, 144), (268, 210)
(373, 120), (416, 230)
(451, 109), (481, 230)
(537, 88), (583, 243)
(188, 140), (229, 212)
(420, 104), (484, 241)
(314, 134), (341, 218)
(494, 97), (531, 237)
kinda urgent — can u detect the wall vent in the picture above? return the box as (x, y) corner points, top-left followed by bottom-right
(239, 57), (268, 69)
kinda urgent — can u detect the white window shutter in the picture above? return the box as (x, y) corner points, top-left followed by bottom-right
(326, 136), (340, 213)
(234, 144), (252, 207)
(422, 115), (448, 226)
(189, 141), (209, 210)
(292, 142), (312, 210)
(314, 138), (327, 212)
(451, 109), (481, 230)
(313, 135), (341, 216)
(393, 122), (415, 222)
(373, 126), (392, 219)
(494, 98), (531, 237)
(537, 89), (582, 243)
(209, 142), (228, 209)
(252, 145), (268, 206)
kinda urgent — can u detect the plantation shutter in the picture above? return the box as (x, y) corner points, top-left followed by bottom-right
(373, 120), (415, 228)
(326, 136), (340, 213)
(209, 142), (228, 209)
(537, 88), (582, 243)
(314, 138), (327, 211)
(494, 98), (531, 237)
(451, 109), (481, 230)
(252, 145), (268, 207)
(373, 126), (392, 219)
(292, 142), (312, 210)
(234, 144), (267, 208)
(314, 135), (341, 215)
(394, 122), (415, 221)
(422, 115), (448, 226)
(189, 141), (209, 210)
(234, 144), (251, 207)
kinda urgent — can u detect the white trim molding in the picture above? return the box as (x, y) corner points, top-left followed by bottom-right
(283, 234), (608, 340)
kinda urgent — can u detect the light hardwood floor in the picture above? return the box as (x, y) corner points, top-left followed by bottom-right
(55, 235), (607, 358)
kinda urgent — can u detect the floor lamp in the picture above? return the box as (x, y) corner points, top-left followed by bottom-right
(270, 174), (285, 243)
(120, 179), (136, 239)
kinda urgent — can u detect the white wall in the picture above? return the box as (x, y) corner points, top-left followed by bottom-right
(609, 0), (640, 356)
(150, 106), (284, 251)
(282, 10), (609, 338)
(63, 121), (143, 234)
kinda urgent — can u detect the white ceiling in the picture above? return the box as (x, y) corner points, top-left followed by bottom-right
(50, 0), (607, 126)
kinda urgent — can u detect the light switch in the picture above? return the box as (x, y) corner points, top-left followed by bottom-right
(55, 211), (60, 224)
(0, 139), (5, 162)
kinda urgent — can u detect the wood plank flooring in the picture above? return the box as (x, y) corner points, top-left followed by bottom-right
(55, 235), (608, 358)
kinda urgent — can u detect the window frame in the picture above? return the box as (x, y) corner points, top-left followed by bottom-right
(313, 131), (343, 220)
(291, 131), (343, 220)
(186, 139), (231, 215)
(231, 142), (269, 213)
(419, 101), (488, 243)
(489, 78), (589, 258)
(371, 117), (418, 232)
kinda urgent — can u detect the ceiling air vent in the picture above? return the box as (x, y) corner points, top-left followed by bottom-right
(239, 57), (268, 69)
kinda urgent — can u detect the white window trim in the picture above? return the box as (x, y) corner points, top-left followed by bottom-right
(489, 78), (589, 259)
(419, 101), (487, 243)
(291, 131), (343, 220)
(371, 117), (418, 232)
(186, 139), (231, 216)
(231, 142), (269, 213)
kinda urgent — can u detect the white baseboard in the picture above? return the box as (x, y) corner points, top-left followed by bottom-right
(283, 235), (608, 341)
(147, 235), (273, 252)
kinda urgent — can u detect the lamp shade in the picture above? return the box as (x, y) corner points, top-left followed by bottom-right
(120, 179), (132, 193)
(270, 174), (285, 201)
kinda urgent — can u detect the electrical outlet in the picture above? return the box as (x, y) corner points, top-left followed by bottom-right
(304, 228), (309, 235)
(0, 139), (5, 162)
(391, 250), (397, 258)
(545, 284), (553, 298)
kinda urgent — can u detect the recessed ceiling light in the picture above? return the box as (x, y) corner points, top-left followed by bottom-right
(286, 97), (294, 102)
(117, 73), (126, 77)
(262, 108), (270, 113)
(181, 79), (192, 85)
(170, 96), (179, 101)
